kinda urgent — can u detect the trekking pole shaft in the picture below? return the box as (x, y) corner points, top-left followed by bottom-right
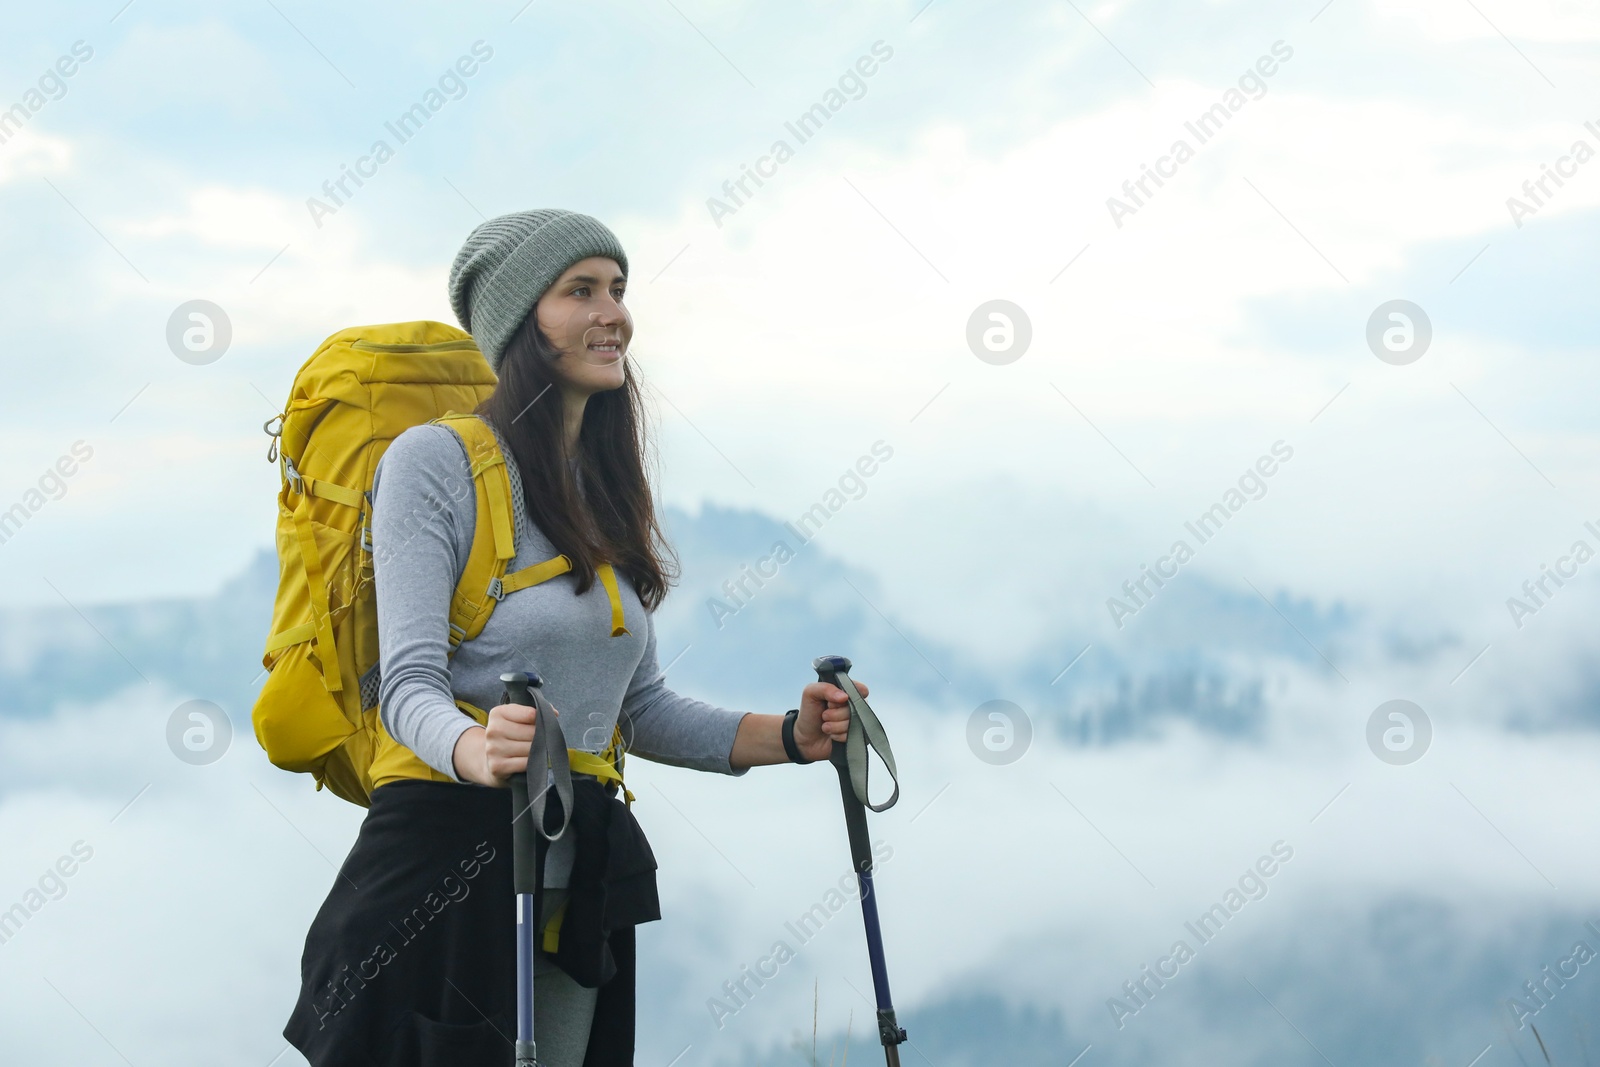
(815, 657), (908, 1063)
(837, 767), (908, 1065)
(834, 755), (896, 1009)
(513, 838), (549, 1067)
(855, 868), (893, 1007)
(515, 892), (537, 1067)
(505, 673), (543, 1067)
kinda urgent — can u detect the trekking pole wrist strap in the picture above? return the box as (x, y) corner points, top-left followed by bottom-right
(781, 708), (813, 764)
(816, 660), (900, 812)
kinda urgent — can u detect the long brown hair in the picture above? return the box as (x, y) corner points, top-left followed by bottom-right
(474, 313), (678, 610)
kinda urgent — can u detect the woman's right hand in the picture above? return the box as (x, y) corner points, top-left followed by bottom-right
(453, 701), (556, 787)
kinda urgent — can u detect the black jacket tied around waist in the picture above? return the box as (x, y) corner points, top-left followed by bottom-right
(284, 776), (660, 1067)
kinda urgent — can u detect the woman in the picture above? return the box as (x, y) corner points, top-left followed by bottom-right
(283, 209), (867, 1067)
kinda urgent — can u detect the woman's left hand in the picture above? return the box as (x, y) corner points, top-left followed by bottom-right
(791, 679), (868, 763)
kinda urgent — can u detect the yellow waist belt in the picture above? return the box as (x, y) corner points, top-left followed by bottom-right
(469, 698), (635, 807)
(368, 701), (635, 808)
(568, 744), (635, 807)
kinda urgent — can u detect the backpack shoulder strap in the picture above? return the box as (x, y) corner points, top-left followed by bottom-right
(431, 412), (518, 652)
(430, 412), (632, 654)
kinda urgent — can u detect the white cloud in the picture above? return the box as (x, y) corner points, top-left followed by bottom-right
(2, 671), (1596, 1065)
(1369, 0), (1600, 43)
(2, 0), (1596, 639)
(98, 182), (452, 346)
(0, 127), (71, 184)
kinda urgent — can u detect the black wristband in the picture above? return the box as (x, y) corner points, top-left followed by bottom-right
(781, 708), (813, 764)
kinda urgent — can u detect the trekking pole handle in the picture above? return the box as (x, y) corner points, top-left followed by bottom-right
(812, 656), (875, 876)
(812, 653), (854, 774)
(502, 670), (574, 844)
(502, 670), (543, 716)
(813, 654), (901, 811)
(503, 670), (544, 898)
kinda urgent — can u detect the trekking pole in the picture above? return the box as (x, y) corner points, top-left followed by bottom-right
(503, 670), (574, 1067)
(811, 654), (907, 1066)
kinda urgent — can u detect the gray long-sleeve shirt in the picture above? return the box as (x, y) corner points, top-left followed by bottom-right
(372, 419), (750, 887)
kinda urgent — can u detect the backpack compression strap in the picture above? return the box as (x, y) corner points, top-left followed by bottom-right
(283, 468), (345, 692)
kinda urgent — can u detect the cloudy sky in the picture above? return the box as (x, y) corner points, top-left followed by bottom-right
(1, 1), (1598, 1065)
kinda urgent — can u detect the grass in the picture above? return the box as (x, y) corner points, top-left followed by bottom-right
(778, 979), (854, 1067)
(1495, 1011), (1592, 1067)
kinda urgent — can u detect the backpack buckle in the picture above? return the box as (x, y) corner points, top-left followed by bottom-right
(282, 454), (304, 496)
(359, 490), (374, 552)
(486, 576), (504, 601)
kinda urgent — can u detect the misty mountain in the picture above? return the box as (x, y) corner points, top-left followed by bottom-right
(1, 501), (1591, 742)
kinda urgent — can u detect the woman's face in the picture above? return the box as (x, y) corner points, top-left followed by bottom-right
(532, 255), (631, 396)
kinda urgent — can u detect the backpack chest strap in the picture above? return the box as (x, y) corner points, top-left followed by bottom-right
(490, 554), (573, 601)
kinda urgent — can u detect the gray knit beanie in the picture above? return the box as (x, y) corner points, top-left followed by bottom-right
(447, 208), (630, 374)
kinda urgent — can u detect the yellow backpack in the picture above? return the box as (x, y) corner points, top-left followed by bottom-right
(251, 320), (633, 807)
